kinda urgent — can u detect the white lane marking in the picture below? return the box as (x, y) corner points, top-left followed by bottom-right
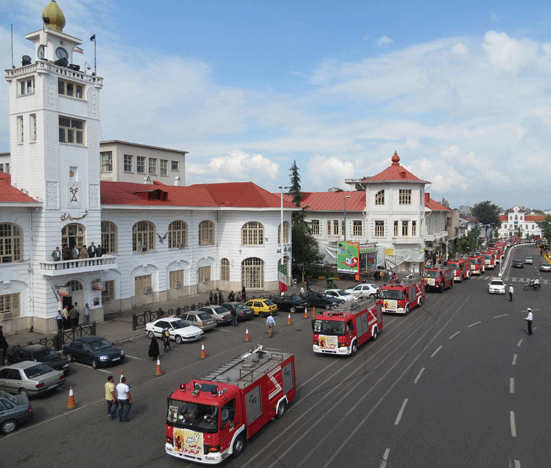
(394, 398), (408, 425)
(512, 354), (517, 365)
(449, 331), (460, 340)
(96, 368), (109, 373)
(431, 346), (442, 358)
(517, 339), (523, 347)
(514, 460), (521, 468)
(414, 367), (425, 384)
(510, 411), (517, 437)
(379, 448), (390, 468)
(125, 355), (145, 361)
(468, 321), (481, 327)
(493, 314), (508, 319)
(510, 378), (515, 394)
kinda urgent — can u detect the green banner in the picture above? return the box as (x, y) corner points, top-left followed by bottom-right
(337, 241), (360, 274)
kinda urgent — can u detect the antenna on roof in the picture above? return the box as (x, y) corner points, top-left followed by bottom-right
(11, 24), (15, 69)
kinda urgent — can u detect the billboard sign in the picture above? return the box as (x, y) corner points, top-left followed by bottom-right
(337, 241), (360, 274)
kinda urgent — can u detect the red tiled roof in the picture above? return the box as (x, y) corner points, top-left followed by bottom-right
(424, 193), (449, 211)
(362, 152), (429, 184)
(101, 181), (296, 208)
(0, 173), (40, 203)
(291, 191), (366, 212)
(499, 215), (545, 222)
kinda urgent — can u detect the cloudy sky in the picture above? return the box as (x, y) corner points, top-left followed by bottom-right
(2, 0), (551, 209)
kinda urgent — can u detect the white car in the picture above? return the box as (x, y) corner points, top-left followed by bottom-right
(488, 278), (506, 294)
(345, 283), (380, 298)
(145, 317), (204, 344)
(324, 289), (356, 302)
(524, 256), (534, 265)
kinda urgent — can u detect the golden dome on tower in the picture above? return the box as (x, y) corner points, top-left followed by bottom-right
(42, 1), (66, 32)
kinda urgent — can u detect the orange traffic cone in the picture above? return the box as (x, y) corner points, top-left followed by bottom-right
(287, 313), (292, 326)
(312, 306), (316, 318)
(67, 386), (75, 409)
(304, 309), (308, 319)
(200, 342), (206, 359)
(155, 358), (162, 375)
(244, 328), (251, 342)
(120, 369), (124, 382)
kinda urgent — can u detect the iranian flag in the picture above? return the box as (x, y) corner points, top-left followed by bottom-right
(278, 264), (288, 293)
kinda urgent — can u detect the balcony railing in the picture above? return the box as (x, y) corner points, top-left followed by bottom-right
(39, 255), (117, 276)
(5, 61), (103, 86)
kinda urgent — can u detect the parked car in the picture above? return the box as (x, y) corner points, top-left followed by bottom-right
(488, 278), (506, 294)
(540, 263), (551, 272)
(303, 292), (343, 310)
(63, 337), (125, 369)
(145, 317), (203, 343)
(8, 344), (70, 376)
(273, 295), (309, 313)
(180, 311), (217, 331)
(0, 362), (65, 396)
(512, 259), (524, 268)
(244, 299), (278, 317)
(524, 256), (534, 265)
(199, 305), (233, 325)
(344, 283), (380, 298)
(221, 302), (255, 321)
(0, 390), (33, 434)
(324, 289), (356, 302)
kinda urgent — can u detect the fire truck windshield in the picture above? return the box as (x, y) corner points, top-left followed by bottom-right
(313, 320), (346, 336)
(380, 289), (402, 300)
(167, 399), (219, 433)
(484, 255), (493, 260)
(423, 271), (439, 278)
(450, 264), (460, 270)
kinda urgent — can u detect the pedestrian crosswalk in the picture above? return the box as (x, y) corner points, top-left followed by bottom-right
(470, 275), (551, 285)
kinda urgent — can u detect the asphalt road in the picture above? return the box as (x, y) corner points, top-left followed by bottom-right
(1, 243), (550, 468)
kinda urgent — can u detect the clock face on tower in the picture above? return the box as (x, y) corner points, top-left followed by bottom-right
(55, 47), (68, 59)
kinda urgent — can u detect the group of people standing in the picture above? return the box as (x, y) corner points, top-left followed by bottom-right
(55, 303), (91, 330)
(52, 242), (103, 261)
(209, 286), (247, 305)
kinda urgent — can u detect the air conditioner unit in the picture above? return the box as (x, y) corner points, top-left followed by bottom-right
(174, 282), (183, 288)
(144, 287), (153, 294)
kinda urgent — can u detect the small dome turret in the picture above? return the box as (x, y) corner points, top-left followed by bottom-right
(391, 151), (400, 165)
(42, 1), (66, 32)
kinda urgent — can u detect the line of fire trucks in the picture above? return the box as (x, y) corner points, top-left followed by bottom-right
(165, 240), (514, 464)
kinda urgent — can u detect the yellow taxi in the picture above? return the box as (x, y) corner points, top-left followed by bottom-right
(244, 299), (277, 317)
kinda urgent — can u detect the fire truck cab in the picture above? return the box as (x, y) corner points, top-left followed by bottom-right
(448, 259), (470, 282)
(312, 298), (382, 356)
(165, 345), (296, 464)
(422, 266), (454, 292)
(380, 277), (425, 314)
(483, 251), (495, 269)
(468, 254), (485, 275)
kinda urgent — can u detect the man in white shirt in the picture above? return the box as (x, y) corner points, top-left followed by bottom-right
(525, 308), (533, 335)
(116, 377), (132, 422)
(266, 313), (276, 338)
(508, 285), (514, 302)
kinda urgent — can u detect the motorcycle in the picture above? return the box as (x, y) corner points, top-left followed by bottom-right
(523, 279), (541, 291)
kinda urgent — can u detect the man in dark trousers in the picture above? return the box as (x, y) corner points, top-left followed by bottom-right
(241, 286), (247, 302)
(508, 284), (514, 302)
(88, 242), (97, 258)
(525, 308), (533, 335)
(0, 325), (8, 365)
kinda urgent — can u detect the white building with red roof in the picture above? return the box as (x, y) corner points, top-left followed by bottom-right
(498, 204), (543, 239)
(0, 3), (295, 333)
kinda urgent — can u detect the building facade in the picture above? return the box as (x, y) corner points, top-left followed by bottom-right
(498, 205), (543, 239)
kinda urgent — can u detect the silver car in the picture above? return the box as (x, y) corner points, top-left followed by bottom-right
(199, 306), (233, 325)
(0, 362), (65, 396)
(181, 311), (218, 331)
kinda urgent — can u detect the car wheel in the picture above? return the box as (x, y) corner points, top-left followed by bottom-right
(232, 434), (246, 458)
(371, 327), (378, 341)
(66, 353), (73, 363)
(290, 306), (296, 313)
(148, 331), (154, 339)
(1, 419), (17, 435)
(92, 360), (99, 369)
(350, 342), (358, 356)
(17, 388), (27, 395)
(369, 294), (375, 299)
(175, 335), (183, 344)
(276, 400), (287, 419)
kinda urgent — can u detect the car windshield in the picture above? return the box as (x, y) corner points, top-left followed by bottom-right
(490, 281), (504, 286)
(313, 320), (346, 336)
(24, 364), (53, 378)
(167, 399), (219, 433)
(171, 320), (190, 329)
(381, 289), (403, 300)
(423, 271), (439, 278)
(34, 349), (59, 361)
(89, 339), (112, 351)
(0, 391), (18, 404)
(526, 257), (532, 260)
(235, 304), (247, 310)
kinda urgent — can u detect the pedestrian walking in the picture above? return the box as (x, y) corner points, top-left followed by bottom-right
(231, 306), (238, 327)
(55, 309), (64, 331)
(148, 335), (160, 361)
(116, 377), (132, 422)
(241, 286), (247, 302)
(509, 284), (514, 302)
(83, 303), (91, 325)
(163, 327), (171, 353)
(0, 325), (8, 366)
(525, 308), (533, 335)
(105, 375), (118, 419)
(266, 313), (276, 338)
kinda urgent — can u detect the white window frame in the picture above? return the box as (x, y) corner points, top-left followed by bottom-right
(310, 220), (320, 236)
(137, 156), (146, 174)
(124, 154), (133, 172)
(17, 116), (24, 144)
(375, 220), (385, 237)
(18, 78), (35, 96)
(29, 114), (37, 142)
(399, 189), (412, 205)
(101, 151), (113, 172)
(58, 79), (84, 99)
(160, 159), (168, 176)
(59, 116), (85, 145)
(149, 158), (157, 175)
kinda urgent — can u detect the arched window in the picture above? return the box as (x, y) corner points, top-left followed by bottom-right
(375, 190), (385, 205)
(278, 221), (289, 244)
(199, 220), (214, 246)
(220, 258), (230, 281)
(241, 222), (264, 245)
(132, 221), (155, 252)
(65, 280), (83, 292)
(169, 220), (187, 249)
(62, 223), (85, 250)
(101, 221), (117, 254)
(241, 257), (264, 289)
(0, 223), (22, 263)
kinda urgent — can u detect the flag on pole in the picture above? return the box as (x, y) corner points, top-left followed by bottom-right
(278, 264), (288, 293)
(73, 46), (83, 54)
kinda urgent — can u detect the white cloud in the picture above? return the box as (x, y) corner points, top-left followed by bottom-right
(482, 31), (538, 74)
(207, 150), (279, 180)
(451, 42), (469, 56)
(305, 155), (355, 188)
(376, 36), (393, 46)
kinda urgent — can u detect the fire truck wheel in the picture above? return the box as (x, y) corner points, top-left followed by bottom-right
(350, 342), (358, 356)
(232, 434), (246, 458)
(418, 297), (423, 307)
(405, 305), (410, 315)
(371, 328), (378, 341)
(440, 284), (445, 293)
(276, 400), (287, 419)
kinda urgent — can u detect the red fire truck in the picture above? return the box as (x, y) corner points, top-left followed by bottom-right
(468, 254), (485, 275)
(312, 298), (382, 356)
(422, 266), (454, 292)
(165, 345), (296, 464)
(483, 252), (495, 269)
(380, 277), (425, 314)
(448, 259), (470, 282)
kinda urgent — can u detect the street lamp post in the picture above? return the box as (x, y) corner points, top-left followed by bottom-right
(344, 195), (351, 243)
(279, 186), (289, 292)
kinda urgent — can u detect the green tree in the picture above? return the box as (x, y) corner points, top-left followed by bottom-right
(354, 176), (369, 191)
(471, 201), (501, 228)
(537, 215), (551, 244)
(457, 228), (481, 254)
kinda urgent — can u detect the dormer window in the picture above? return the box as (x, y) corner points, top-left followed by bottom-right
(58, 79), (84, 99)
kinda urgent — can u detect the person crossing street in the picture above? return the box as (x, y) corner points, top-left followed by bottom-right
(266, 313), (276, 338)
(525, 308), (533, 335)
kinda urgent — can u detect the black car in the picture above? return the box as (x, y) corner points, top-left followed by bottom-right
(221, 302), (255, 321)
(512, 259), (524, 268)
(303, 292), (343, 310)
(273, 295), (309, 313)
(8, 344), (70, 376)
(63, 337), (125, 369)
